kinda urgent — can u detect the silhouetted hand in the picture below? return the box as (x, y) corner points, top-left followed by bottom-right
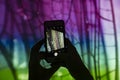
(62, 38), (94, 80)
(29, 38), (94, 80)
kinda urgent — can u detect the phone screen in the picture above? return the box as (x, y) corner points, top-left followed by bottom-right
(46, 29), (64, 52)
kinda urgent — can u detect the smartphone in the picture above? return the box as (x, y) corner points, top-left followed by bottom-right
(44, 20), (65, 56)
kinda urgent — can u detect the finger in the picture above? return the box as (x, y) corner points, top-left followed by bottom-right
(32, 39), (45, 51)
(29, 39), (45, 61)
(65, 38), (75, 49)
(38, 52), (46, 59)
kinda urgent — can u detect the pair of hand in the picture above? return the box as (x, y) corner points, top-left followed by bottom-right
(29, 38), (94, 80)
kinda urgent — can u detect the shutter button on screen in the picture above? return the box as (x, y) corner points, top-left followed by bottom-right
(54, 52), (58, 56)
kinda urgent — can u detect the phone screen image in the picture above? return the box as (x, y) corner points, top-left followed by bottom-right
(46, 29), (64, 52)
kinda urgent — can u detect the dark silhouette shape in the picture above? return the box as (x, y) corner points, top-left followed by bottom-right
(29, 38), (94, 80)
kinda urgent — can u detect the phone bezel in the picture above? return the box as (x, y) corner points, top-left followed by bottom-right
(44, 20), (65, 54)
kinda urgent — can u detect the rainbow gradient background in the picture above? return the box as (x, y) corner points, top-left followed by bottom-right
(0, 0), (120, 80)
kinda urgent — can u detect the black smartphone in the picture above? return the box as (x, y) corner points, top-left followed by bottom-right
(44, 20), (65, 56)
